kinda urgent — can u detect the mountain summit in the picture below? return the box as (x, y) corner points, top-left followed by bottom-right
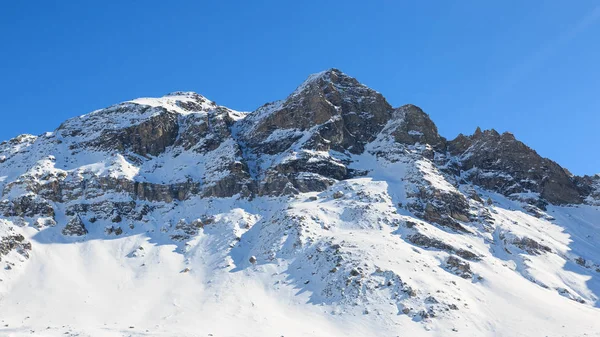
(1, 70), (599, 336)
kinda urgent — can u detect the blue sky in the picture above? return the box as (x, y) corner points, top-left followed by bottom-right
(1, 1), (598, 175)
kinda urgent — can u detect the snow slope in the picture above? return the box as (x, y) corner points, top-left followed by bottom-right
(2, 180), (600, 337)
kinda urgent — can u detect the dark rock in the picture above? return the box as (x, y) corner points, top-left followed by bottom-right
(405, 221), (417, 228)
(575, 174), (600, 204)
(174, 219), (203, 237)
(236, 69), (396, 195)
(407, 233), (480, 261)
(446, 256), (472, 279)
(0, 233), (32, 261)
(408, 188), (472, 232)
(448, 128), (584, 205)
(407, 233), (454, 252)
(84, 108), (179, 157)
(201, 168), (255, 198)
(62, 216), (88, 236)
(509, 236), (552, 255)
(239, 69), (393, 155)
(456, 249), (481, 261)
(425, 296), (439, 304)
(0, 195), (54, 218)
(389, 104), (446, 150)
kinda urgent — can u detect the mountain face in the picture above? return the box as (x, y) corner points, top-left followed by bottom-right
(1, 69), (599, 337)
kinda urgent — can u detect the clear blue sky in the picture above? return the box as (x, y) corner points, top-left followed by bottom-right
(1, 1), (598, 175)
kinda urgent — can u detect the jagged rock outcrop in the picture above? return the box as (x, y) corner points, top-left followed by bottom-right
(0, 195), (55, 218)
(237, 69), (394, 195)
(84, 109), (179, 157)
(239, 68), (393, 154)
(575, 174), (600, 205)
(497, 230), (553, 255)
(65, 200), (152, 224)
(62, 215), (88, 236)
(407, 232), (480, 261)
(0, 232), (32, 262)
(445, 255), (473, 279)
(448, 128), (584, 205)
(389, 104), (446, 150)
(407, 189), (472, 232)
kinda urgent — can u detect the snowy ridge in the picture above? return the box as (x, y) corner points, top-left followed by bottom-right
(290, 69), (330, 96)
(129, 91), (217, 115)
(0, 69), (599, 337)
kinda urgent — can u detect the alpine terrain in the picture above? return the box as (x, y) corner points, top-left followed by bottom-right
(1, 69), (599, 337)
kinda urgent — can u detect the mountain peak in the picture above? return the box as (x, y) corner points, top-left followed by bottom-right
(128, 91), (218, 114)
(301, 68), (345, 83)
(163, 90), (202, 97)
(240, 68), (392, 155)
(290, 68), (363, 97)
(162, 91), (211, 102)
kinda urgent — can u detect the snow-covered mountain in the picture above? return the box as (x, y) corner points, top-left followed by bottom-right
(1, 69), (599, 337)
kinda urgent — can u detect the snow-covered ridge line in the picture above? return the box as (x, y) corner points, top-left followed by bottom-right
(0, 68), (599, 337)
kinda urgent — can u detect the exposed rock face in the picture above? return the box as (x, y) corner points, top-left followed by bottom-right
(445, 256), (473, 279)
(407, 233), (480, 261)
(66, 200), (152, 224)
(448, 128), (584, 205)
(92, 110), (179, 157)
(62, 215), (88, 236)
(237, 69), (394, 195)
(511, 236), (552, 255)
(498, 232), (552, 255)
(240, 68), (393, 154)
(390, 104), (446, 150)
(58, 175), (201, 203)
(0, 195), (55, 218)
(175, 107), (234, 152)
(0, 233), (32, 261)
(591, 175), (600, 204)
(575, 174), (600, 205)
(409, 189), (472, 232)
